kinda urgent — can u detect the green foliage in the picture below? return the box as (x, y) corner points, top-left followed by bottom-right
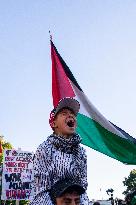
(2, 142), (12, 150)
(19, 200), (29, 205)
(0, 200), (16, 204)
(0, 200), (29, 205)
(0, 141), (13, 165)
(123, 169), (136, 195)
(0, 138), (13, 204)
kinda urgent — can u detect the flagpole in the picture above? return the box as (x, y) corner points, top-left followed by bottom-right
(49, 30), (52, 41)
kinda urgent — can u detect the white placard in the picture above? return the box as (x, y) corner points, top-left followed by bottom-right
(1, 149), (34, 200)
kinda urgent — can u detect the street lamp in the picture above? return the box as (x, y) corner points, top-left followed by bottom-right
(106, 188), (114, 205)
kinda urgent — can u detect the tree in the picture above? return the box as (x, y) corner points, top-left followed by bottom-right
(0, 135), (12, 165)
(123, 169), (136, 195)
(0, 135), (13, 205)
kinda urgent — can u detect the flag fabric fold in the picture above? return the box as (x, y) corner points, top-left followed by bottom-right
(50, 40), (136, 165)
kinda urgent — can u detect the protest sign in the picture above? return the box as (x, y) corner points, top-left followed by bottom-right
(1, 149), (34, 200)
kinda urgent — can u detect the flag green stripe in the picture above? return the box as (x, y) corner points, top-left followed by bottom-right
(77, 113), (136, 164)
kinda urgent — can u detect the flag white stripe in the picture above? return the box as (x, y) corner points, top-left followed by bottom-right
(70, 81), (127, 140)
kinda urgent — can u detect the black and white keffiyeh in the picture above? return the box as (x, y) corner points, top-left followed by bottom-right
(30, 134), (91, 205)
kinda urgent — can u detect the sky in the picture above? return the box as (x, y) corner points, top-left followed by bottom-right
(0, 0), (136, 201)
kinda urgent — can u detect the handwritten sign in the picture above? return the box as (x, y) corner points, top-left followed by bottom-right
(2, 149), (34, 200)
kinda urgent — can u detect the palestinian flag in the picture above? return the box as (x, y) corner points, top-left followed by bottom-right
(50, 40), (136, 164)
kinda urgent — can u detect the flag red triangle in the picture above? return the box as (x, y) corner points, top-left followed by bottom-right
(51, 41), (75, 107)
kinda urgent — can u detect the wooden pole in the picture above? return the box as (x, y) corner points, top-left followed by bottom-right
(16, 200), (19, 205)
